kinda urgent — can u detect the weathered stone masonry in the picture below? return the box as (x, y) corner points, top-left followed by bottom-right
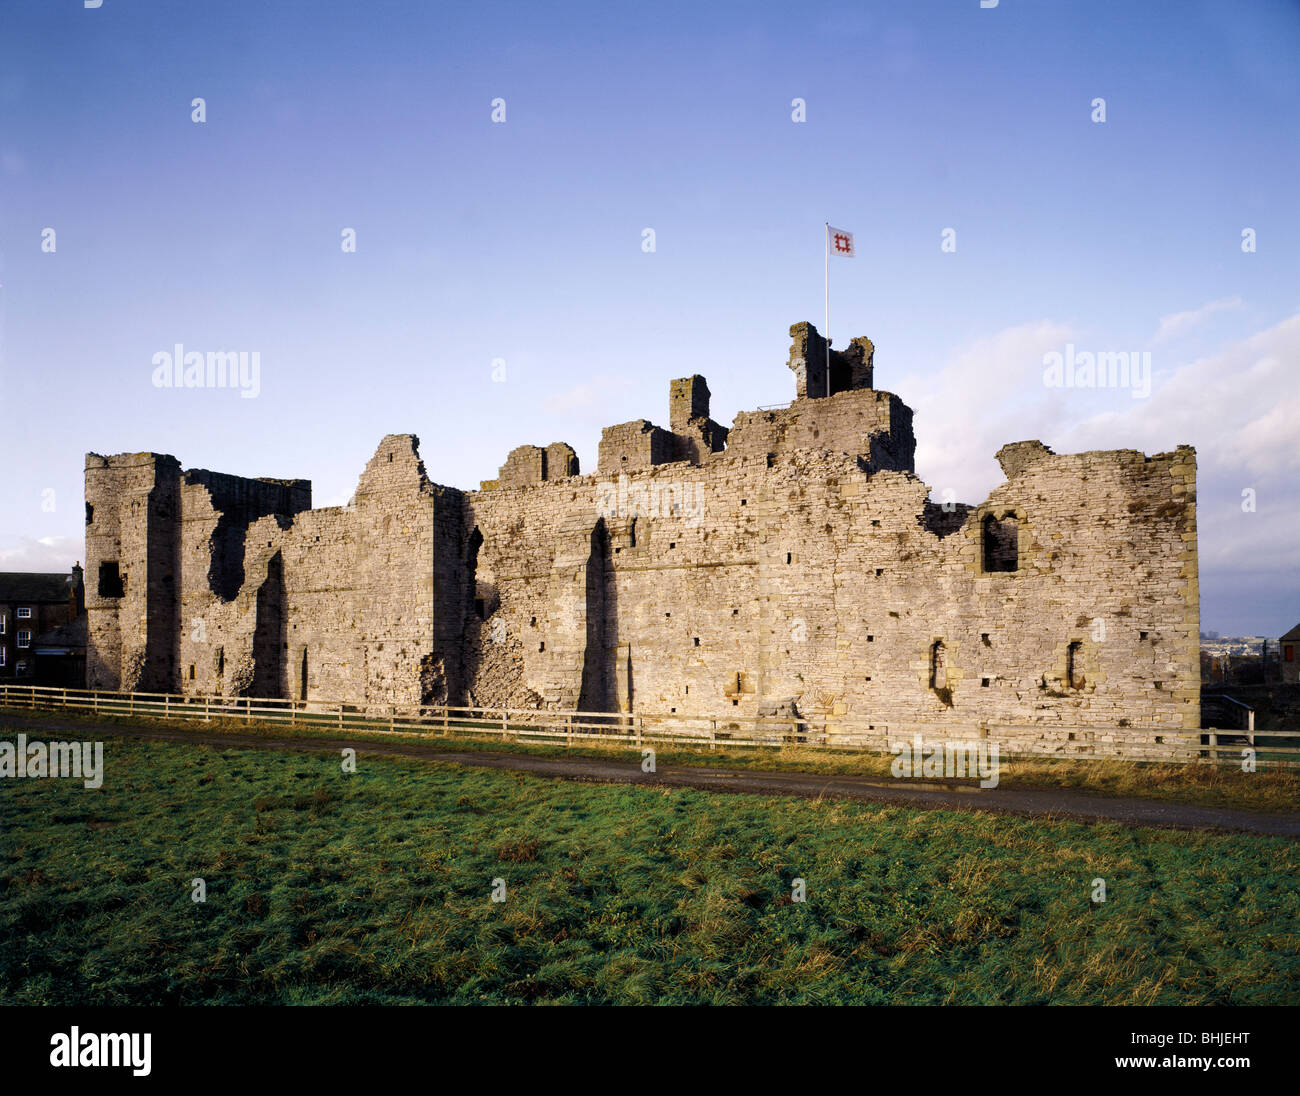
(85, 322), (1200, 748)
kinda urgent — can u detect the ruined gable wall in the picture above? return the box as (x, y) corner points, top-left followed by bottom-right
(173, 435), (445, 707)
(346, 435), (440, 705)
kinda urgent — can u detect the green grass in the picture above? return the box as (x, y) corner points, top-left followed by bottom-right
(2, 735), (1298, 1004)
(4, 704), (1299, 813)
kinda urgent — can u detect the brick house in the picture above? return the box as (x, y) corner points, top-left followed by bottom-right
(0, 566), (86, 686)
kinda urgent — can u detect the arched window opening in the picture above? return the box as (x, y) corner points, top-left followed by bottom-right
(930, 640), (947, 691)
(982, 513), (1019, 572)
(1067, 641), (1085, 689)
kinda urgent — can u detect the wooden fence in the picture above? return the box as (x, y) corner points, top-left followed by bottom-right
(0, 684), (1296, 767)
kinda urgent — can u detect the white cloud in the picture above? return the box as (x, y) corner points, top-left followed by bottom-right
(0, 535), (81, 571)
(1151, 295), (1243, 344)
(902, 310), (1300, 594)
(905, 319), (1076, 500)
(542, 374), (637, 417)
(1064, 313), (1300, 478)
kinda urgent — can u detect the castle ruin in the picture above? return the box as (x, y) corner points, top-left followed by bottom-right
(84, 323), (1201, 748)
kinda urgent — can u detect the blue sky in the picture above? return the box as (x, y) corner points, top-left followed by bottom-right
(1, 0), (1297, 634)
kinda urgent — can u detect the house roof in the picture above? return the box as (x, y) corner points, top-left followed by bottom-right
(1281, 622), (1300, 643)
(34, 615), (87, 651)
(0, 571), (78, 604)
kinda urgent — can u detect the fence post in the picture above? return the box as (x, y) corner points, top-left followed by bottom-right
(338, 704), (344, 732)
(164, 693), (170, 719)
(636, 716), (642, 750)
(443, 706), (449, 736)
(390, 705), (395, 734)
(710, 719), (717, 752)
(1208, 729), (1217, 763)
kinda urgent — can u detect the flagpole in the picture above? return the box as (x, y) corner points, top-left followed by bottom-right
(824, 222), (830, 398)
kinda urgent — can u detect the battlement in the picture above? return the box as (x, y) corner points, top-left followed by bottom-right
(787, 321), (875, 399)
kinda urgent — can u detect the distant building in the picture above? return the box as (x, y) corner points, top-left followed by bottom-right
(0, 566), (86, 686)
(1281, 623), (1300, 685)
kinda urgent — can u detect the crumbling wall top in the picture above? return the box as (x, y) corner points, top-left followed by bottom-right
(354, 433), (437, 502)
(788, 321), (874, 400)
(484, 441), (580, 490)
(995, 440), (1056, 479)
(597, 419), (675, 475)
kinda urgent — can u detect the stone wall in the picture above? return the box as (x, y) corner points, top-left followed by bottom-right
(597, 420), (676, 475)
(462, 441), (1198, 740)
(88, 435), (466, 710)
(84, 320), (1200, 748)
(787, 321), (874, 399)
(85, 452), (185, 693)
(725, 388), (914, 471)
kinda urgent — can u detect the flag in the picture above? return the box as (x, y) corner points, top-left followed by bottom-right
(829, 226), (854, 257)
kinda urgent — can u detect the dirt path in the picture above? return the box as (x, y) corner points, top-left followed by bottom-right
(4, 713), (1298, 839)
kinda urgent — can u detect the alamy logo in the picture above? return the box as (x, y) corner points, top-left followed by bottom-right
(596, 473), (705, 528)
(50, 1028), (151, 1077)
(890, 734), (1000, 788)
(151, 344), (261, 398)
(1042, 344), (1151, 399)
(0, 734), (103, 789)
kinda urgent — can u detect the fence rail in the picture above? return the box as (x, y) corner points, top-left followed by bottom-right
(1202, 693), (1256, 733)
(1, 684), (1297, 767)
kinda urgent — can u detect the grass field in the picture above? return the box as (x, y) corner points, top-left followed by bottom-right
(4, 705), (1298, 813)
(2, 735), (1298, 1005)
